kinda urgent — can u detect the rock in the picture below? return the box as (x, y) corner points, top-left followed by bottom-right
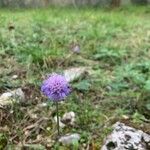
(12, 75), (18, 79)
(12, 88), (25, 101)
(59, 133), (80, 145)
(61, 111), (75, 126)
(143, 132), (150, 143)
(54, 112), (76, 128)
(101, 122), (150, 150)
(54, 116), (65, 128)
(64, 67), (88, 82)
(122, 115), (129, 120)
(0, 88), (25, 106)
(71, 44), (80, 53)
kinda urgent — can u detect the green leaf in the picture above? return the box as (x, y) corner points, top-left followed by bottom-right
(132, 112), (145, 123)
(72, 140), (79, 150)
(146, 103), (150, 110)
(0, 134), (7, 150)
(144, 80), (150, 91)
(73, 80), (91, 91)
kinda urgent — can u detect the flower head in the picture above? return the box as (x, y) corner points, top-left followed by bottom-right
(41, 73), (71, 101)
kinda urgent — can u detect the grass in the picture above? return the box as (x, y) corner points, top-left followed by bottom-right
(0, 5), (150, 149)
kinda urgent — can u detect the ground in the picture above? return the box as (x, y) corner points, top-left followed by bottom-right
(0, 5), (150, 149)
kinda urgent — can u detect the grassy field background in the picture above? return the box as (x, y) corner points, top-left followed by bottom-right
(0, 6), (150, 149)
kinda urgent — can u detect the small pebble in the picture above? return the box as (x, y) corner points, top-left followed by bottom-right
(12, 75), (18, 79)
(54, 116), (65, 128)
(62, 111), (76, 125)
(59, 133), (80, 145)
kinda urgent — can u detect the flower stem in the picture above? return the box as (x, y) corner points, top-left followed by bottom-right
(56, 101), (60, 137)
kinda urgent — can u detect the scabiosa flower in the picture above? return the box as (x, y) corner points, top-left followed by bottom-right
(41, 73), (71, 101)
(41, 73), (71, 136)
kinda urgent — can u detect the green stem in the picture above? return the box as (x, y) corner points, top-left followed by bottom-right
(56, 101), (60, 136)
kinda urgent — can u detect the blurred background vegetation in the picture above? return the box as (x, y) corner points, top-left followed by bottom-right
(0, 0), (149, 8)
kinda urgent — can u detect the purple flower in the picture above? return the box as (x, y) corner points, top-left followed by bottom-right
(41, 73), (71, 101)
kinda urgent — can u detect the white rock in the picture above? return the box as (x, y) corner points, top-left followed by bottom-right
(54, 116), (65, 128)
(122, 115), (129, 120)
(64, 67), (87, 82)
(53, 112), (76, 129)
(23, 144), (45, 150)
(72, 45), (80, 53)
(101, 122), (150, 150)
(12, 75), (18, 79)
(59, 133), (80, 145)
(62, 111), (75, 125)
(143, 132), (150, 143)
(0, 92), (13, 100)
(0, 88), (25, 106)
(13, 88), (25, 101)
